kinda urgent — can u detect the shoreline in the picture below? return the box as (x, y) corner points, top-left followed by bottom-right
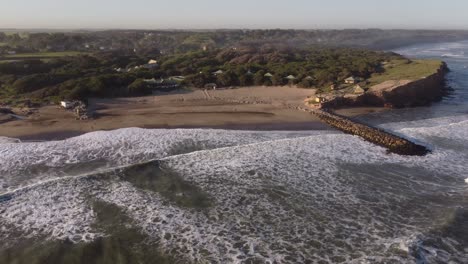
(0, 86), (386, 142)
(13, 121), (332, 141)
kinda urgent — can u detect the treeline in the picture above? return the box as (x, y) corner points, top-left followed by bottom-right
(0, 54), (153, 104)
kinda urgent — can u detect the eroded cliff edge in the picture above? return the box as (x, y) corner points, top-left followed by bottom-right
(319, 61), (449, 109)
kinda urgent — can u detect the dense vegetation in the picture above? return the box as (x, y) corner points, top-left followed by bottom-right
(0, 54), (147, 105)
(0, 44), (405, 105)
(160, 45), (402, 88)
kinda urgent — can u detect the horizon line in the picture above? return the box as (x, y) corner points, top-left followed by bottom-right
(2, 27), (468, 32)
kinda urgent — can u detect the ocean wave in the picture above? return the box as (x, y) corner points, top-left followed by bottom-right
(1, 127), (466, 262)
(0, 136), (21, 144)
(0, 128), (327, 193)
(1, 109), (468, 263)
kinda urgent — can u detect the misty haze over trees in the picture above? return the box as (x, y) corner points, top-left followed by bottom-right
(1, 29), (468, 55)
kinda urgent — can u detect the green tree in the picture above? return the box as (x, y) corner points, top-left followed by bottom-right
(253, 70), (265, 86)
(272, 74), (285, 86)
(127, 79), (149, 96)
(217, 71), (238, 87)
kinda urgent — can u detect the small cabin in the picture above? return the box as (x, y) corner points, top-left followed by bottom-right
(144, 78), (180, 90)
(60, 101), (73, 109)
(204, 83), (217, 90)
(313, 96), (326, 104)
(345, 76), (358, 84)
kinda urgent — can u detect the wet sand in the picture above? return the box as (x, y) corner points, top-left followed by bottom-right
(0, 86), (383, 141)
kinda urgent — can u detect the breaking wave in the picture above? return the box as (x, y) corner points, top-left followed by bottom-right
(1, 116), (467, 263)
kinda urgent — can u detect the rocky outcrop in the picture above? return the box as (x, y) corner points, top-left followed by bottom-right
(321, 62), (449, 108)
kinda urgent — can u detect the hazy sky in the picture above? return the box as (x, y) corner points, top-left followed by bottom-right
(1, 0), (467, 30)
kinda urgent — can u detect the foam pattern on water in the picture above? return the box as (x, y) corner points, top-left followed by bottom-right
(0, 137), (21, 144)
(1, 119), (467, 263)
(0, 176), (99, 244)
(0, 128), (325, 193)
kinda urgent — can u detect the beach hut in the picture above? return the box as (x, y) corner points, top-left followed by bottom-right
(60, 101), (73, 109)
(285, 75), (296, 81)
(204, 83), (217, 90)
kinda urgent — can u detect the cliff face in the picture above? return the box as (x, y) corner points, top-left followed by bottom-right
(321, 62), (449, 108)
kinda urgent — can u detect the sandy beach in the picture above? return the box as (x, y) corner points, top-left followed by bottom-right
(0, 86), (381, 141)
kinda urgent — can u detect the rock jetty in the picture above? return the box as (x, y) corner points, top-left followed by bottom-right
(310, 109), (430, 156)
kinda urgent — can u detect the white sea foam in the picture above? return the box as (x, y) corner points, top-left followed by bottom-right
(0, 128), (326, 193)
(1, 117), (467, 262)
(0, 136), (20, 144)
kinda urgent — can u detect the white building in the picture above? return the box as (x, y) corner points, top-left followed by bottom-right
(345, 76), (359, 84)
(60, 101), (73, 109)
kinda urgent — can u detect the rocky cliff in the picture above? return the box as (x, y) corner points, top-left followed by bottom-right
(321, 62), (449, 108)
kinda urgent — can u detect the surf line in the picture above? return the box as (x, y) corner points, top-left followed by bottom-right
(304, 108), (430, 156)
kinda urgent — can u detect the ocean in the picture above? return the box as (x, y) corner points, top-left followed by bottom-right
(1, 41), (468, 263)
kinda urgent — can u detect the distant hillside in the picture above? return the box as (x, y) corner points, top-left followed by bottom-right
(1, 29), (468, 57)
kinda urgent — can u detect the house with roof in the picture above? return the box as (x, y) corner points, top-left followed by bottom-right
(60, 101), (74, 109)
(212, 70), (224, 76)
(144, 78), (180, 90)
(345, 76), (360, 84)
(142, 60), (159, 69)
